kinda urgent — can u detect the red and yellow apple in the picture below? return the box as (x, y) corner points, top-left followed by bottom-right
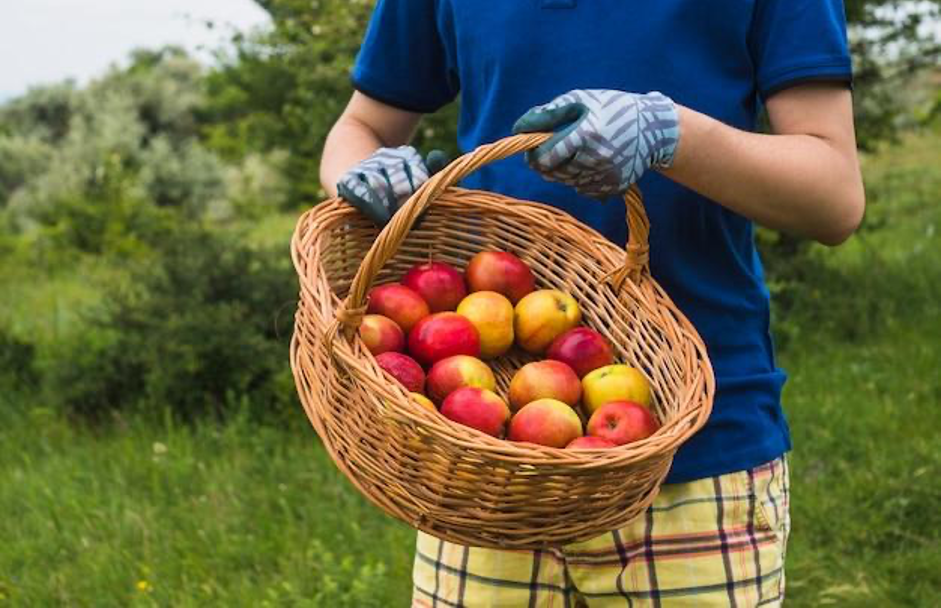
(367, 283), (429, 333)
(358, 314), (405, 355)
(426, 355), (496, 404)
(465, 251), (536, 304)
(508, 360), (581, 412)
(586, 401), (659, 445)
(410, 392), (437, 413)
(456, 291), (514, 359)
(581, 364), (652, 414)
(408, 312), (481, 366)
(566, 436), (617, 450)
(547, 327), (615, 378)
(514, 289), (581, 354)
(375, 352), (425, 393)
(507, 398), (583, 448)
(440, 387), (510, 438)
(402, 261), (467, 312)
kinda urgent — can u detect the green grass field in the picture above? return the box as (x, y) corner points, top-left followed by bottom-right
(1, 129), (939, 606)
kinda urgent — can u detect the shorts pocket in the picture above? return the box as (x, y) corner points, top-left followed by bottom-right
(748, 457), (790, 544)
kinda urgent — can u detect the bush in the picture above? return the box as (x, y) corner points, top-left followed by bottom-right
(0, 48), (237, 255)
(48, 223), (298, 421)
(0, 327), (37, 390)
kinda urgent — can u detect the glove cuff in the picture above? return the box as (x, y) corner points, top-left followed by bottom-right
(638, 92), (680, 171)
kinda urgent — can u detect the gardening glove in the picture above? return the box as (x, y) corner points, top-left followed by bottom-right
(337, 146), (448, 226)
(512, 89), (680, 198)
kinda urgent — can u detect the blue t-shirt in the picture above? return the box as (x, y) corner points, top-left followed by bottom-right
(351, 0), (852, 483)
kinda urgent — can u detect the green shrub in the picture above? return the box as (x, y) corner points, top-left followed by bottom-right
(48, 223), (297, 421)
(0, 326), (37, 390)
(0, 47), (240, 255)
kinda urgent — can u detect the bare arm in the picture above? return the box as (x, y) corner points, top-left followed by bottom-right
(320, 92), (424, 197)
(662, 83), (865, 246)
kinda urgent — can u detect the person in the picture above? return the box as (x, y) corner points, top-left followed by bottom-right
(320, 1), (864, 605)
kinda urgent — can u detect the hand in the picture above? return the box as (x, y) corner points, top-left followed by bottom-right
(512, 89), (680, 198)
(337, 146), (448, 225)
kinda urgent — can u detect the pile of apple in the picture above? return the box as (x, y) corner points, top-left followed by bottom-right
(360, 251), (660, 450)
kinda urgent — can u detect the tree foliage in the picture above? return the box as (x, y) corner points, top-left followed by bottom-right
(200, 0), (459, 207)
(845, 0), (941, 149)
(0, 47), (287, 254)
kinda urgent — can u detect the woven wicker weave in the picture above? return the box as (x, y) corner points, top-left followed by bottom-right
(290, 133), (714, 549)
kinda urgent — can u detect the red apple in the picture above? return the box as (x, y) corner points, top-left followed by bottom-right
(508, 360), (581, 412)
(358, 314), (405, 355)
(402, 261), (468, 312)
(547, 327), (615, 378)
(374, 352), (425, 393)
(440, 387), (510, 438)
(367, 283), (430, 333)
(586, 401), (660, 446)
(408, 312), (480, 366)
(566, 436), (617, 450)
(465, 251), (536, 304)
(426, 355), (496, 404)
(508, 398), (583, 448)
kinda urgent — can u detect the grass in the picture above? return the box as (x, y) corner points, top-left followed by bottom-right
(1, 127), (939, 606)
(0, 405), (415, 606)
(774, 125), (941, 606)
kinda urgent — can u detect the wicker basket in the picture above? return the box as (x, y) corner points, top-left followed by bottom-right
(290, 133), (714, 550)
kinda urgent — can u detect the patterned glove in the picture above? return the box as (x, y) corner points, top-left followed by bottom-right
(512, 89), (680, 198)
(337, 146), (448, 226)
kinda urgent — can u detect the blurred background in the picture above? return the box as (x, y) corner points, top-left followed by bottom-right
(0, 1), (938, 606)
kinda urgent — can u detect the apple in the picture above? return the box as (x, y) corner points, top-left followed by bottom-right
(566, 436), (617, 450)
(513, 289), (581, 354)
(375, 352), (425, 393)
(367, 283), (430, 333)
(440, 387), (510, 438)
(410, 392), (437, 413)
(586, 401), (659, 445)
(508, 360), (581, 412)
(426, 355), (496, 404)
(465, 251), (536, 304)
(358, 314), (405, 355)
(402, 261), (467, 313)
(408, 312), (481, 366)
(508, 398), (584, 448)
(581, 364), (652, 414)
(547, 327), (615, 378)
(456, 291), (514, 359)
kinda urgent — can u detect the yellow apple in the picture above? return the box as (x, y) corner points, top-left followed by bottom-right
(410, 392), (437, 413)
(581, 364), (652, 414)
(513, 289), (581, 354)
(456, 291), (515, 359)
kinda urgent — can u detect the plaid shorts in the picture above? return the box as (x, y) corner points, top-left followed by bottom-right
(413, 456), (790, 607)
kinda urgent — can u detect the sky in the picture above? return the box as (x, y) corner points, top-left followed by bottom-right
(0, 0), (271, 101)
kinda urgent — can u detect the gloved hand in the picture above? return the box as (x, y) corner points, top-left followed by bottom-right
(337, 146), (448, 226)
(512, 89), (680, 198)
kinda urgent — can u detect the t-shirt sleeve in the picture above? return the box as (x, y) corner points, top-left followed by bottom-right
(351, 0), (459, 114)
(748, 0), (853, 100)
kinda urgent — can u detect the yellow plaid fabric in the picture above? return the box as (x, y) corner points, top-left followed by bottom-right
(413, 456), (789, 607)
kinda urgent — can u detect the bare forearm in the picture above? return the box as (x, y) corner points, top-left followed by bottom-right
(320, 92), (424, 197)
(662, 103), (864, 246)
(320, 119), (387, 197)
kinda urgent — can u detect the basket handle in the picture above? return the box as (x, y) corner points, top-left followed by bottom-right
(336, 133), (650, 336)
